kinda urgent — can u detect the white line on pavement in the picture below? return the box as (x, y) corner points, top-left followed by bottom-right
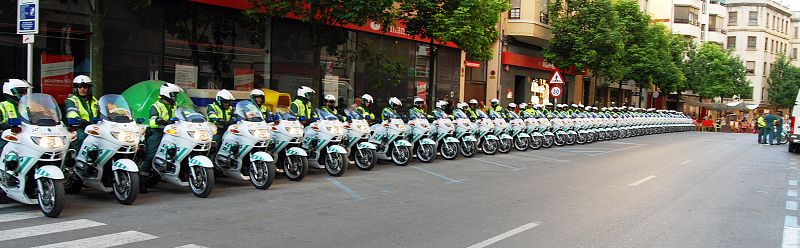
(0, 219), (106, 242)
(411, 166), (461, 183)
(471, 158), (523, 170)
(466, 222), (541, 248)
(32, 231), (158, 248)
(788, 201), (798, 211)
(0, 210), (42, 223)
(589, 144), (646, 156)
(787, 216), (798, 227)
(790, 180), (798, 186)
(175, 245), (209, 248)
(628, 176), (657, 186)
(608, 141), (640, 145)
(707, 149), (716, 154)
(679, 159), (693, 165)
(0, 203), (22, 209)
(784, 227), (800, 248)
(327, 177), (364, 202)
(509, 153), (568, 162)
(789, 190), (798, 197)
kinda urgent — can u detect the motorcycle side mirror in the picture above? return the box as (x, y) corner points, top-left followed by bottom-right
(365, 115), (371, 121)
(7, 118), (20, 126)
(136, 118), (145, 124)
(273, 114), (282, 121)
(90, 117), (101, 124)
(230, 117), (240, 123)
(346, 116), (352, 122)
(299, 116), (307, 122)
(67, 118), (78, 126)
(168, 117), (179, 124)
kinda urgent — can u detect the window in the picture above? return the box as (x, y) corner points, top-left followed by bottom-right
(728, 11), (737, 26)
(538, 0), (549, 24)
(727, 36), (736, 49)
(709, 14), (718, 31)
(766, 13), (770, 28)
(749, 11), (758, 26)
(795, 27), (798, 39)
(674, 6), (700, 25)
(747, 36), (757, 50)
(793, 48), (797, 60)
(765, 38), (769, 51)
(746, 61), (755, 75)
(764, 62), (768, 76)
(509, 0), (521, 19)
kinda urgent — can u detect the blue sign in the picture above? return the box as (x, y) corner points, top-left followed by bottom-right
(17, 0), (39, 34)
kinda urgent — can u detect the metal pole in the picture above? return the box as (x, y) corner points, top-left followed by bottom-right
(26, 42), (33, 94)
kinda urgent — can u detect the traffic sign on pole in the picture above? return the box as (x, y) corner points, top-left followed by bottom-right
(549, 71), (564, 85)
(550, 85), (562, 98)
(17, 0), (39, 35)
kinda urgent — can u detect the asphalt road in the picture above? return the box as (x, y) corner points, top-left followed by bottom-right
(0, 131), (794, 248)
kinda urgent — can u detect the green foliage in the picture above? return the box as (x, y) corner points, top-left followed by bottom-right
(768, 55), (800, 108)
(398, 0), (509, 61)
(683, 43), (752, 99)
(246, 0), (396, 29)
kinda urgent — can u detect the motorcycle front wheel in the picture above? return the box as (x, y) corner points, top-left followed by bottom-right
(113, 170), (139, 205)
(391, 145), (411, 166)
(417, 144), (436, 163)
(250, 161), (276, 190)
(542, 135), (554, 148)
(37, 178), (65, 218)
(355, 148), (377, 171)
(498, 138), (512, 153)
(482, 139), (498, 155)
(460, 140), (477, 157)
(513, 136), (529, 151)
(577, 133), (587, 144)
(440, 142), (458, 160)
(554, 134), (566, 146)
(283, 155), (309, 181)
(189, 167), (214, 198)
(566, 134), (576, 145)
(324, 152), (348, 177)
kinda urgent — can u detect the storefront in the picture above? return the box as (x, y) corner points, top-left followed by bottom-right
(0, 0), (463, 108)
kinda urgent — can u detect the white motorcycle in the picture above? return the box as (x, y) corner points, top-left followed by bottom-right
(431, 114), (460, 160)
(267, 110), (308, 181)
(301, 109), (349, 177)
(342, 108), (377, 170)
(506, 111), (530, 151)
(406, 111), (437, 163)
(0, 94), (71, 217)
(473, 109), (499, 155)
(451, 109), (478, 157)
(520, 111), (543, 150)
(213, 101), (276, 190)
(149, 107), (216, 198)
(64, 94), (142, 205)
(369, 109), (413, 166)
(489, 110), (513, 153)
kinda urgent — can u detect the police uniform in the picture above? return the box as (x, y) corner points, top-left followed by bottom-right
(65, 95), (99, 151)
(0, 100), (19, 151)
(143, 100), (177, 172)
(207, 101), (232, 145)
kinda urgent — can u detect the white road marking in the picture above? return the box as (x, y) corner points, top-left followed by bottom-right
(509, 153), (568, 162)
(783, 227), (800, 248)
(608, 141), (639, 145)
(175, 245), (209, 248)
(411, 166), (461, 183)
(792, 162), (799, 166)
(628, 175), (656, 186)
(0, 210), (41, 223)
(0, 203), (22, 209)
(589, 144), (646, 156)
(466, 222), (541, 248)
(0, 219), (106, 242)
(789, 190), (798, 197)
(471, 158), (523, 170)
(679, 159), (693, 165)
(788, 201), (798, 211)
(327, 177), (364, 202)
(791, 180), (798, 186)
(787, 216), (798, 227)
(706, 149), (716, 154)
(32, 231), (158, 248)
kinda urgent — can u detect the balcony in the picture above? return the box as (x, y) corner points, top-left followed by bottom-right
(505, 0), (552, 47)
(673, 22), (702, 38)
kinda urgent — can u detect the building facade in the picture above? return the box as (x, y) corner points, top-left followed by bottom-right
(791, 11), (800, 67)
(727, 0), (792, 105)
(0, 0), (466, 109)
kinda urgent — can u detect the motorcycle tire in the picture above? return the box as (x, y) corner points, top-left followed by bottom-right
(250, 160), (276, 190)
(113, 170), (139, 205)
(355, 148), (377, 171)
(498, 139), (512, 153)
(324, 152), (348, 177)
(542, 136), (554, 148)
(189, 167), (214, 198)
(460, 141), (477, 158)
(529, 136), (543, 150)
(417, 144), (436, 163)
(440, 142), (458, 160)
(38, 178), (65, 218)
(577, 133), (587, 144)
(391, 144), (411, 166)
(513, 136), (529, 151)
(482, 140), (498, 155)
(283, 155), (308, 181)
(554, 135), (566, 146)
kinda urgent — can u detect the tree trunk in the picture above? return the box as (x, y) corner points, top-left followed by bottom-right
(90, 1), (105, 96)
(618, 81), (623, 107)
(427, 39), (437, 113)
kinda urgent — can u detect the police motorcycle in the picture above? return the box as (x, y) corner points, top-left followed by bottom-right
(519, 110), (542, 150)
(64, 94), (142, 205)
(473, 109), (500, 155)
(406, 109), (437, 163)
(551, 110), (568, 146)
(266, 109), (308, 181)
(148, 107), (216, 198)
(488, 109), (513, 153)
(573, 110), (590, 145)
(300, 108), (349, 177)
(369, 99), (413, 166)
(430, 105), (460, 160)
(538, 111), (556, 148)
(212, 101), (275, 190)
(451, 106), (478, 157)
(562, 110), (577, 145)
(0, 93), (71, 217)
(505, 109), (530, 151)
(341, 108), (377, 170)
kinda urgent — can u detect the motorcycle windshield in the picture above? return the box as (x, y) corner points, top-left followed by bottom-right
(176, 107), (206, 123)
(410, 110), (427, 120)
(384, 109), (400, 119)
(452, 109), (469, 119)
(488, 110), (504, 119)
(343, 108), (363, 120)
(317, 108), (339, 121)
(475, 109), (489, 119)
(98, 94), (133, 123)
(18, 93), (61, 126)
(235, 101), (264, 122)
(507, 111), (521, 119)
(274, 109), (298, 121)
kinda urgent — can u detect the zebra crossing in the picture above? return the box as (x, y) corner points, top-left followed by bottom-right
(0, 204), (208, 248)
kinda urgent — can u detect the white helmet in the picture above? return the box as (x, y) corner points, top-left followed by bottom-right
(361, 94), (374, 103)
(435, 100), (447, 109)
(519, 103), (528, 109)
(159, 83), (181, 102)
(389, 97), (402, 108)
(508, 103), (517, 108)
(578, 104), (584, 108)
(3, 79), (30, 99)
(601, 107), (608, 111)
(544, 102), (553, 106)
(469, 99), (478, 104)
(296, 86), (315, 99)
(72, 75), (92, 89)
(216, 89), (234, 103)
(457, 102), (467, 109)
(413, 97), (424, 106)
(324, 94), (336, 102)
(250, 89), (265, 102)
(585, 106), (592, 111)
(490, 98), (500, 105)
(571, 104), (578, 108)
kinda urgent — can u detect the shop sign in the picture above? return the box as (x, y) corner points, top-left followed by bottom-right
(175, 64), (198, 89)
(323, 75), (339, 98)
(234, 68), (255, 91)
(464, 61), (480, 68)
(17, 0), (38, 34)
(40, 54), (73, 103)
(416, 81), (427, 99)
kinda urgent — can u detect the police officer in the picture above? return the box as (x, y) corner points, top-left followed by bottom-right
(142, 83), (181, 193)
(0, 79), (30, 151)
(433, 100), (449, 119)
(382, 97), (402, 121)
(409, 98), (432, 119)
(507, 103), (517, 116)
(291, 86), (315, 125)
(249, 89), (271, 118)
(489, 98), (502, 113)
(466, 99), (479, 121)
(66, 75), (99, 151)
(355, 94), (375, 122)
(208, 89), (234, 146)
(321, 94), (339, 115)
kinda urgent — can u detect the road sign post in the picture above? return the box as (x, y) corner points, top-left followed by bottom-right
(17, 0), (39, 92)
(549, 71), (564, 102)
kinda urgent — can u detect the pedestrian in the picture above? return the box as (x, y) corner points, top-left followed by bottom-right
(764, 110), (778, 145)
(757, 114), (767, 143)
(776, 111), (785, 145)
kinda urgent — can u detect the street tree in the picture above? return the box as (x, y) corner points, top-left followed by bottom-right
(683, 43), (751, 99)
(768, 55), (800, 108)
(397, 0), (509, 107)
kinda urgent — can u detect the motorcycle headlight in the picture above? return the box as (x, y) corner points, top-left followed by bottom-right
(395, 123), (406, 131)
(250, 128), (270, 140)
(358, 124), (371, 133)
(33, 136), (65, 149)
(189, 130), (211, 142)
(111, 131), (140, 144)
(287, 126), (304, 137)
(327, 125), (344, 136)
